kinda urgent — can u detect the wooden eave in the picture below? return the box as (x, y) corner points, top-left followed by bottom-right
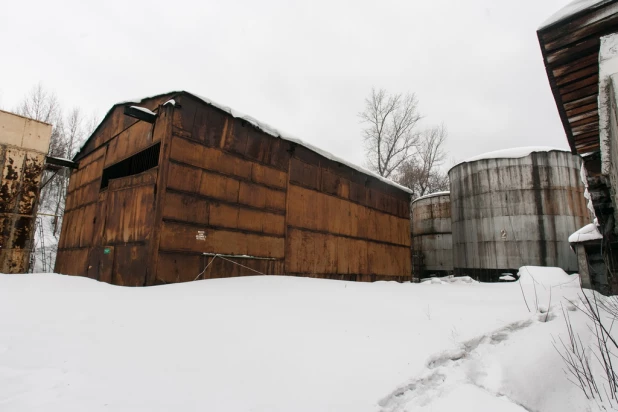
(538, 0), (618, 155)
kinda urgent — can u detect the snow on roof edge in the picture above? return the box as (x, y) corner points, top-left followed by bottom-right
(449, 146), (572, 172)
(412, 191), (450, 204)
(569, 222), (603, 243)
(87, 90), (413, 195)
(538, 0), (611, 31)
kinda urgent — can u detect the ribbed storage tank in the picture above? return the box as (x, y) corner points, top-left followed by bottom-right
(449, 147), (588, 281)
(411, 191), (453, 279)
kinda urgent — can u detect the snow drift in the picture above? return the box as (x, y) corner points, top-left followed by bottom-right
(0, 269), (602, 411)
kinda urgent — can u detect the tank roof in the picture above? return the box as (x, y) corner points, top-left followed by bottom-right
(539, 0), (611, 30)
(453, 146), (570, 168)
(412, 191), (450, 204)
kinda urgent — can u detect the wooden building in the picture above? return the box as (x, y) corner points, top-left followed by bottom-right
(538, 0), (618, 294)
(538, 0), (618, 156)
(55, 91), (412, 285)
(0, 110), (52, 273)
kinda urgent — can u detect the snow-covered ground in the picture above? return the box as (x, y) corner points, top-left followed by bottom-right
(0, 268), (607, 411)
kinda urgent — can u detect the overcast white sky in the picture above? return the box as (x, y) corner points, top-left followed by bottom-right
(1, 0), (574, 168)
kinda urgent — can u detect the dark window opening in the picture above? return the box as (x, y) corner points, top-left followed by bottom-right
(100, 143), (160, 190)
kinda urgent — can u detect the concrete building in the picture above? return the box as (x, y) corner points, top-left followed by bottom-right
(0, 110), (52, 273)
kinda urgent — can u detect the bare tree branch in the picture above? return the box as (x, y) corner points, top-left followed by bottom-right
(396, 124), (449, 198)
(359, 88), (421, 178)
(15, 84), (93, 270)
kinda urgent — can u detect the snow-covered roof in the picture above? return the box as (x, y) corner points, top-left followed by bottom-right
(100, 91), (413, 195)
(129, 106), (157, 116)
(456, 146), (569, 166)
(539, 0), (611, 30)
(569, 222), (603, 243)
(412, 191), (450, 204)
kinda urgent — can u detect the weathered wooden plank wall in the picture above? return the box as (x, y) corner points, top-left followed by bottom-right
(155, 95), (288, 283)
(156, 94), (411, 283)
(56, 92), (412, 285)
(285, 145), (411, 282)
(55, 94), (173, 283)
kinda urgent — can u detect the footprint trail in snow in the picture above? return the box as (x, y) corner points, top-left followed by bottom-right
(377, 311), (557, 412)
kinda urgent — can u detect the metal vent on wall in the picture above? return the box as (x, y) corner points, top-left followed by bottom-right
(100, 143), (161, 190)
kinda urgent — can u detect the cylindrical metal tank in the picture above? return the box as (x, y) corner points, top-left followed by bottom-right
(449, 148), (588, 280)
(411, 192), (453, 279)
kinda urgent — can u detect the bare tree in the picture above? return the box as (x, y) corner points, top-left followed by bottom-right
(16, 83), (60, 125)
(359, 88), (421, 178)
(397, 124), (449, 198)
(555, 292), (618, 409)
(13, 84), (93, 271)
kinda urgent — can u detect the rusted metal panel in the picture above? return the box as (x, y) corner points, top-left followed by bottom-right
(162, 190), (285, 236)
(55, 249), (88, 276)
(285, 227), (410, 279)
(78, 203), (96, 248)
(156, 252), (284, 284)
(250, 163), (287, 189)
(105, 179), (156, 243)
(159, 221), (285, 258)
(171, 95), (230, 149)
(268, 138), (291, 172)
(86, 246), (114, 283)
(238, 181), (286, 211)
(112, 244), (146, 286)
(162, 191), (210, 225)
(222, 117), (250, 156)
(76, 94), (176, 160)
(91, 192), (108, 246)
(104, 121), (154, 167)
(288, 155), (409, 222)
(167, 162), (202, 193)
(170, 136), (254, 180)
(197, 171), (242, 203)
(289, 157), (321, 190)
(244, 127), (272, 163)
(286, 184), (410, 247)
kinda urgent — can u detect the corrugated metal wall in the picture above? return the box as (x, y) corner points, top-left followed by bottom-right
(449, 150), (588, 275)
(411, 193), (453, 277)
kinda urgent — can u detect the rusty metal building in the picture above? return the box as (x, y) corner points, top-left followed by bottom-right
(411, 192), (452, 279)
(449, 148), (588, 281)
(0, 110), (52, 273)
(55, 91), (413, 285)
